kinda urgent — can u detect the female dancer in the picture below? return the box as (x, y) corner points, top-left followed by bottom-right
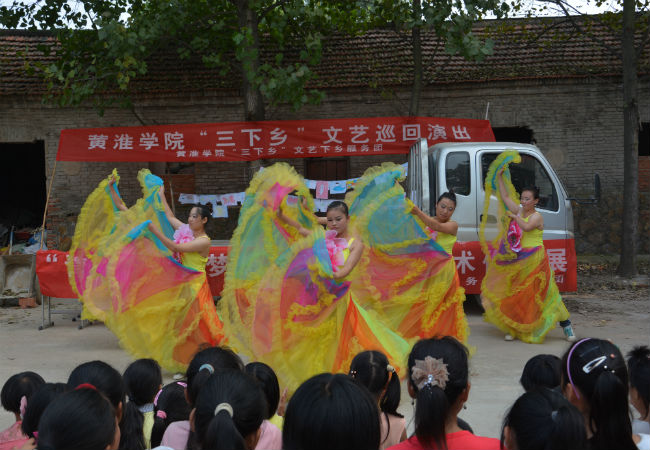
(68, 170), (223, 373)
(219, 162), (469, 391)
(410, 191), (458, 255)
(480, 152), (575, 343)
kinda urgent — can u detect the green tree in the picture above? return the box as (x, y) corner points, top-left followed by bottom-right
(519, 1), (649, 277)
(0, 0), (367, 120)
(363, 0), (512, 115)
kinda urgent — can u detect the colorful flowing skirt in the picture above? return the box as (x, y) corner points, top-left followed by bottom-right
(68, 170), (224, 373)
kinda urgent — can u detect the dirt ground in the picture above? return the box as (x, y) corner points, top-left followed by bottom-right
(1, 259), (648, 439)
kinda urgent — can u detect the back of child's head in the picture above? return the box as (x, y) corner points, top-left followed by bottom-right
(1, 371), (45, 415)
(37, 385), (118, 450)
(245, 362), (280, 420)
(151, 381), (191, 448)
(349, 350), (402, 417)
(283, 373), (380, 450)
(520, 354), (561, 392)
(193, 369), (266, 450)
(502, 388), (587, 450)
(407, 336), (469, 450)
(21, 382), (70, 438)
(121, 359), (162, 450)
(627, 345), (650, 420)
(67, 360), (125, 413)
(561, 337), (636, 450)
(186, 346), (244, 406)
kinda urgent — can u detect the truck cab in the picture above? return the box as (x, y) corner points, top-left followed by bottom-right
(408, 140), (577, 293)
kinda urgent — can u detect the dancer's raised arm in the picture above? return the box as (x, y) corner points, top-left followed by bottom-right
(108, 176), (127, 212)
(497, 168), (521, 214)
(158, 185), (184, 230)
(277, 206), (311, 237)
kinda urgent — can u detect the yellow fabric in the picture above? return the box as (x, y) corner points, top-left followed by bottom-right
(143, 411), (154, 448)
(520, 214), (543, 248)
(181, 237), (210, 271)
(435, 230), (457, 254)
(269, 414), (283, 430)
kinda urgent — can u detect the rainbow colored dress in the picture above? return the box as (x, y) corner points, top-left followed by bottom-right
(219, 162), (468, 391)
(67, 170), (224, 373)
(479, 151), (570, 343)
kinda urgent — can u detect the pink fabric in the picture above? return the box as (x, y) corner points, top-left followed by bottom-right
(173, 225), (194, 263)
(324, 230), (347, 271)
(255, 420), (282, 450)
(507, 219), (522, 253)
(160, 420), (190, 450)
(380, 414), (406, 450)
(387, 431), (501, 450)
(0, 422), (28, 449)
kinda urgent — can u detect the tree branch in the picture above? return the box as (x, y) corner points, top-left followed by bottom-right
(259, 0), (291, 19)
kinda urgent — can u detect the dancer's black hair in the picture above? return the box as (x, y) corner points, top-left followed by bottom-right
(21, 383), (70, 438)
(437, 190), (457, 206)
(520, 354), (561, 392)
(245, 362), (280, 420)
(349, 350), (402, 445)
(283, 373), (380, 450)
(501, 388), (587, 450)
(326, 201), (349, 216)
(1, 371), (45, 414)
(521, 186), (540, 199)
(191, 204), (211, 223)
(37, 386), (117, 450)
(122, 359), (162, 450)
(151, 382), (191, 448)
(193, 370), (266, 450)
(562, 338), (637, 450)
(627, 345), (650, 420)
(407, 336), (469, 450)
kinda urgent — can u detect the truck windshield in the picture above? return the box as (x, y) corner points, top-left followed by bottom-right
(481, 153), (559, 212)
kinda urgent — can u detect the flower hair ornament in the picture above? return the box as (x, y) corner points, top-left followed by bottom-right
(411, 356), (449, 390)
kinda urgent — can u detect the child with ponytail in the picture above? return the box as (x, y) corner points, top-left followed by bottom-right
(192, 370), (266, 450)
(150, 382), (191, 448)
(123, 359), (163, 449)
(561, 338), (646, 450)
(389, 336), (499, 450)
(627, 345), (650, 435)
(349, 350), (405, 449)
(244, 362), (282, 450)
(501, 388), (586, 450)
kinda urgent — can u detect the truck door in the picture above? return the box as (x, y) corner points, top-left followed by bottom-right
(407, 139), (431, 213)
(475, 150), (566, 242)
(442, 150), (478, 242)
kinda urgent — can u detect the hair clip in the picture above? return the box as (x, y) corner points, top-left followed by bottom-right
(349, 370), (357, 378)
(156, 410), (167, 420)
(214, 402), (233, 418)
(199, 363), (215, 374)
(567, 338), (592, 400)
(176, 381), (187, 388)
(386, 364), (395, 373)
(75, 383), (98, 392)
(411, 356), (449, 391)
(582, 356), (607, 374)
(551, 410), (558, 420)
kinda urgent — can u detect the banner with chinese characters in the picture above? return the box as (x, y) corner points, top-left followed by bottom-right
(452, 239), (577, 294)
(56, 117), (494, 162)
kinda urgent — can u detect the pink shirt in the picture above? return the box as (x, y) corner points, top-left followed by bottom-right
(0, 422), (29, 450)
(380, 414), (406, 450)
(388, 431), (501, 450)
(160, 420), (190, 450)
(255, 420), (282, 450)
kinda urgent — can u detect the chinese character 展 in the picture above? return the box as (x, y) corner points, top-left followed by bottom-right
(547, 248), (567, 272)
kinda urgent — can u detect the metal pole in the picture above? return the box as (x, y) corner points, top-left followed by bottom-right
(40, 159), (58, 249)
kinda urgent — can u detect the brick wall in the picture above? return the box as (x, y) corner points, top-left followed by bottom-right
(1, 76), (648, 251)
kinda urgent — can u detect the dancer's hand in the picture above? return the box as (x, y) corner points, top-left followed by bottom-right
(159, 184), (165, 196)
(277, 387), (289, 416)
(108, 175), (117, 187)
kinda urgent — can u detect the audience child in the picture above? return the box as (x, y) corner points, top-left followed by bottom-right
(150, 382), (191, 448)
(0, 371), (44, 448)
(67, 360), (134, 450)
(519, 354), (562, 392)
(21, 383), (69, 440)
(244, 362), (282, 450)
(627, 345), (650, 435)
(501, 388), (587, 450)
(283, 373), (380, 450)
(160, 346), (244, 450)
(123, 359), (163, 449)
(349, 351), (406, 449)
(561, 338), (646, 450)
(389, 336), (500, 450)
(193, 370), (266, 450)
(37, 385), (120, 450)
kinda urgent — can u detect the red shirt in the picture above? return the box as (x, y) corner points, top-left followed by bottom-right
(388, 431), (502, 450)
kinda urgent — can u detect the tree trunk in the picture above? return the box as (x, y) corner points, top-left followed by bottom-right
(617, 0), (639, 277)
(409, 0), (422, 116)
(236, 0), (265, 122)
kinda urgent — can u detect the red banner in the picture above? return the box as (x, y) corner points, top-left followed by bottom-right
(35, 250), (76, 298)
(452, 239), (577, 294)
(205, 246), (229, 296)
(56, 117), (494, 162)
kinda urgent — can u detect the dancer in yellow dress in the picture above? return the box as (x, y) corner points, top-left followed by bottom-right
(480, 151), (576, 343)
(68, 170), (224, 373)
(219, 162), (469, 391)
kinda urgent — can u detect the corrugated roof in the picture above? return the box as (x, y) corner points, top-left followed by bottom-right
(1, 16), (648, 97)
